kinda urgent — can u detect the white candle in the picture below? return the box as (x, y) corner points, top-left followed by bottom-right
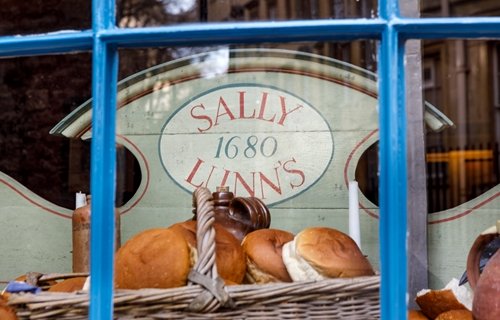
(348, 181), (361, 249)
(75, 192), (87, 209)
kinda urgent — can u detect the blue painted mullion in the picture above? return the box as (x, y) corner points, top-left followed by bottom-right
(2, 17), (500, 59)
(99, 19), (384, 46)
(379, 0), (408, 318)
(0, 31), (92, 57)
(379, 0), (398, 21)
(89, 0), (117, 319)
(378, 22), (408, 320)
(396, 17), (500, 39)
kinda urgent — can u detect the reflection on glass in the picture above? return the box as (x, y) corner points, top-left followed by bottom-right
(118, 41), (378, 78)
(0, 53), (142, 286)
(356, 39), (500, 305)
(421, 38), (498, 294)
(424, 40), (500, 213)
(0, 54), (93, 285)
(112, 43), (381, 269)
(359, 40), (500, 214)
(0, 1), (90, 35)
(0, 54), (92, 208)
(423, 40), (499, 305)
(117, 0), (378, 27)
(420, 0), (500, 17)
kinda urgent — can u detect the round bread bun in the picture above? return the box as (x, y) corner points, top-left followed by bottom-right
(241, 229), (294, 284)
(169, 220), (246, 285)
(409, 310), (430, 319)
(415, 279), (472, 320)
(435, 310), (472, 320)
(115, 227), (192, 289)
(48, 277), (87, 292)
(282, 227), (375, 281)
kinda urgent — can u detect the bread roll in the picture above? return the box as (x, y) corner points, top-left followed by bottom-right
(282, 227), (375, 281)
(416, 279), (472, 319)
(48, 277), (87, 292)
(435, 310), (473, 320)
(115, 227), (192, 289)
(242, 229), (294, 283)
(169, 220), (246, 285)
(409, 310), (430, 319)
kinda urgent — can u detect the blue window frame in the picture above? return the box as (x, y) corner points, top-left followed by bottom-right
(1, 0), (500, 319)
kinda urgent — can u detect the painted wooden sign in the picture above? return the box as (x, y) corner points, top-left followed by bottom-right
(1, 49), (498, 289)
(159, 84), (333, 205)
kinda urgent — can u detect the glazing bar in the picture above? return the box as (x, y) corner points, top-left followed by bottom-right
(379, 0), (408, 320)
(396, 17), (500, 39)
(379, 24), (409, 320)
(99, 19), (385, 47)
(0, 31), (92, 57)
(89, 0), (118, 319)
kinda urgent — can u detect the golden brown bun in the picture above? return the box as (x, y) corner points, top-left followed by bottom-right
(242, 229), (294, 283)
(416, 280), (471, 320)
(284, 227), (374, 281)
(435, 310), (472, 320)
(0, 295), (18, 320)
(115, 227), (191, 289)
(409, 310), (430, 319)
(48, 277), (87, 292)
(170, 221), (246, 285)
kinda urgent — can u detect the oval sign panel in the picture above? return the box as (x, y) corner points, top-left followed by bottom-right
(159, 84), (333, 205)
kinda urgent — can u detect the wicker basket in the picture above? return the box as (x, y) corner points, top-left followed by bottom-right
(8, 187), (380, 319)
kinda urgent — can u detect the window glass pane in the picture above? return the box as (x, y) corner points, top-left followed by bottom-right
(392, 39), (500, 318)
(0, 1), (91, 35)
(108, 42), (381, 301)
(423, 43), (499, 207)
(0, 53), (92, 284)
(420, 0), (500, 17)
(422, 39), (499, 301)
(0, 41), (383, 311)
(117, 0), (378, 27)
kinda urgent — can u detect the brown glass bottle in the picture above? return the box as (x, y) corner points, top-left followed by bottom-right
(72, 195), (121, 273)
(72, 195), (91, 273)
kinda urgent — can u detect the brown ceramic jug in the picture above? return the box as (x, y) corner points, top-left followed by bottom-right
(193, 186), (271, 242)
(466, 220), (500, 320)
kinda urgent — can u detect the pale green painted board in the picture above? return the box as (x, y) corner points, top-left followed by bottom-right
(1, 49), (498, 291)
